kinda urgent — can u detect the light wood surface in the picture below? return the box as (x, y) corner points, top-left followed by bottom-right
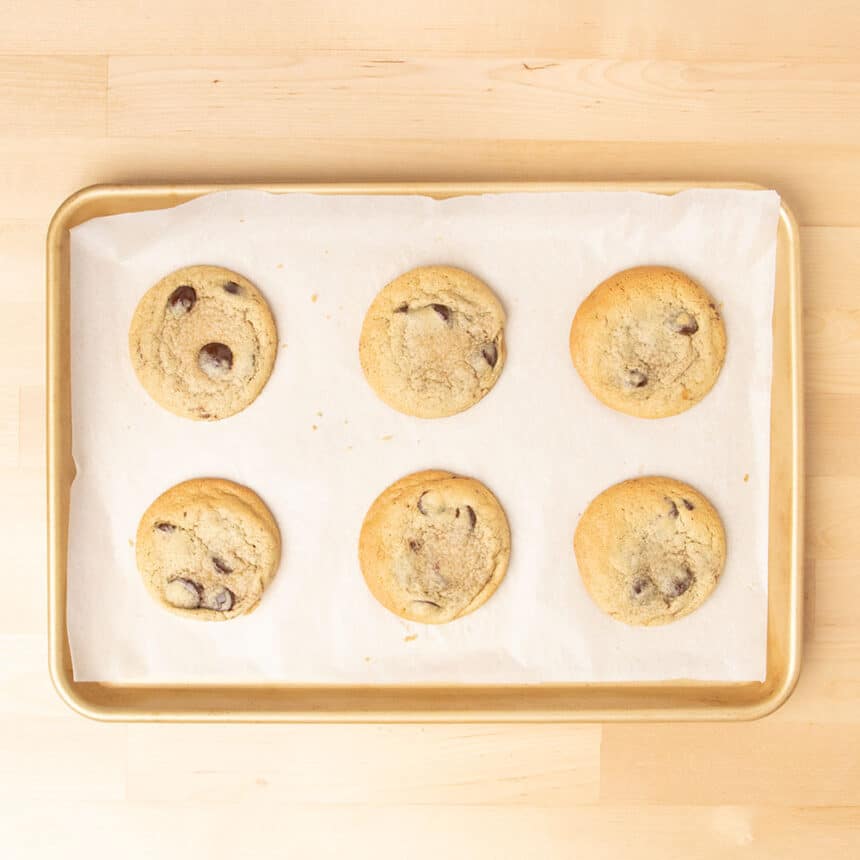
(2, 1), (858, 855)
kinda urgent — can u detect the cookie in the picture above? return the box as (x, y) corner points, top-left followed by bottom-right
(129, 265), (278, 421)
(569, 266), (726, 418)
(359, 470), (511, 623)
(359, 266), (506, 418)
(136, 478), (281, 621)
(573, 476), (726, 626)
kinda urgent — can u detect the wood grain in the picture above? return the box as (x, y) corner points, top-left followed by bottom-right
(106, 57), (860, 143)
(1, 1), (857, 61)
(0, 56), (106, 136)
(1, 1), (859, 855)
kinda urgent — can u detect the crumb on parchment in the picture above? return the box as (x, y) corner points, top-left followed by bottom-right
(744, 473), (750, 482)
(404, 634), (417, 643)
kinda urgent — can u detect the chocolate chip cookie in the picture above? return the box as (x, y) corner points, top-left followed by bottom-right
(129, 265), (278, 420)
(574, 476), (726, 626)
(136, 478), (281, 621)
(358, 470), (511, 623)
(569, 266), (727, 418)
(359, 266), (506, 418)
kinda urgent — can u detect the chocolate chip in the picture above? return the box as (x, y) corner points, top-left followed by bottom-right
(165, 578), (202, 609)
(682, 498), (695, 511)
(670, 311), (699, 335)
(454, 505), (478, 531)
(417, 490), (444, 516)
(212, 556), (233, 574)
(394, 302), (409, 313)
(630, 577), (653, 600)
(408, 538), (423, 552)
(665, 569), (694, 598)
(481, 343), (498, 368)
(627, 369), (648, 388)
(223, 280), (241, 294)
(666, 498), (679, 518)
(198, 343), (233, 378)
(430, 303), (451, 323)
(167, 285), (196, 315)
(464, 505), (477, 530)
(155, 522), (175, 533)
(204, 588), (234, 612)
(412, 599), (441, 609)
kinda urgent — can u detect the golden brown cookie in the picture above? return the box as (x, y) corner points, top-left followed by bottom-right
(136, 478), (281, 621)
(569, 266), (726, 418)
(358, 470), (511, 623)
(574, 476), (726, 626)
(359, 266), (506, 418)
(129, 265), (277, 420)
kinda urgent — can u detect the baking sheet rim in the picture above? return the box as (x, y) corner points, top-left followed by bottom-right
(46, 180), (803, 722)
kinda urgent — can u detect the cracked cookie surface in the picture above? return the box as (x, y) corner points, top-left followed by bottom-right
(574, 476), (726, 626)
(359, 470), (511, 623)
(569, 266), (726, 418)
(359, 266), (506, 418)
(136, 478), (281, 621)
(129, 265), (277, 420)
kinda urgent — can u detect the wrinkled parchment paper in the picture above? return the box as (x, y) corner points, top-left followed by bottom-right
(68, 189), (779, 682)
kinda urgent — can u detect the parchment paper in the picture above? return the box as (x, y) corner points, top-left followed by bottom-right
(68, 189), (779, 683)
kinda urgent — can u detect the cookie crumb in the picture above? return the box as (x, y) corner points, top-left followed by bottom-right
(311, 293), (318, 303)
(364, 656), (371, 662)
(744, 473), (750, 482)
(128, 538), (133, 547)
(312, 424), (318, 431)
(381, 435), (393, 441)
(404, 634), (418, 643)
(316, 411), (323, 417)
(275, 263), (284, 269)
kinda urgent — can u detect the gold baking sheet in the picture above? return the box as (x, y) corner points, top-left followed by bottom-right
(46, 181), (803, 721)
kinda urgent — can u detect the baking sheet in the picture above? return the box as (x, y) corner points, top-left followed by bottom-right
(68, 188), (780, 683)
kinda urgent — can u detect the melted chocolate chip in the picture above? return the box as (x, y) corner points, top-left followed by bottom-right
(167, 285), (197, 314)
(394, 302), (409, 313)
(481, 343), (498, 368)
(165, 577), (202, 609)
(682, 498), (695, 511)
(223, 280), (241, 295)
(665, 569), (694, 598)
(666, 499), (679, 518)
(630, 577), (652, 600)
(408, 538), (423, 552)
(412, 599), (441, 609)
(464, 505), (477, 530)
(205, 588), (234, 612)
(430, 303), (451, 323)
(417, 492), (429, 515)
(212, 556), (233, 574)
(155, 522), (176, 533)
(198, 343), (233, 376)
(669, 310), (699, 335)
(628, 369), (648, 388)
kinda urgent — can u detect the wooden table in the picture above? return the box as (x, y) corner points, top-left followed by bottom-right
(2, 2), (858, 855)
